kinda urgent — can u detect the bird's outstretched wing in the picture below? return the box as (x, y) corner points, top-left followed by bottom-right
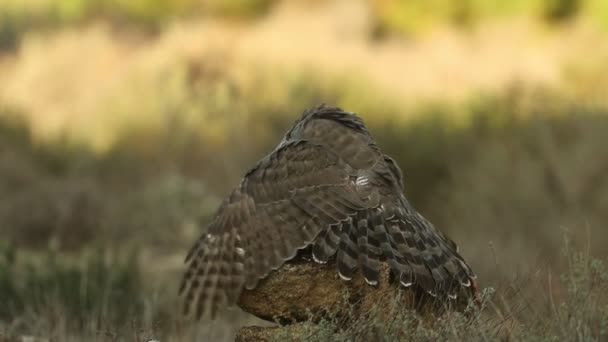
(179, 140), (374, 319)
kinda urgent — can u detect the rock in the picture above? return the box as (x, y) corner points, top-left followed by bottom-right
(239, 261), (417, 323)
(236, 259), (470, 340)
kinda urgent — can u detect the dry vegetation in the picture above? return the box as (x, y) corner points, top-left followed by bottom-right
(1, 0), (608, 341)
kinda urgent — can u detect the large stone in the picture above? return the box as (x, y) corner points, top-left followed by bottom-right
(235, 259), (467, 340)
(239, 261), (418, 322)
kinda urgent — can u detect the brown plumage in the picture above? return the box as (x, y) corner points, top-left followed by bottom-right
(179, 105), (478, 319)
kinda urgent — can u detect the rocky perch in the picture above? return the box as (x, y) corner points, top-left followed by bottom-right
(235, 258), (471, 341)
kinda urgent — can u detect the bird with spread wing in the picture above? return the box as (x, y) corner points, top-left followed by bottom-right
(179, 105), (479, 319)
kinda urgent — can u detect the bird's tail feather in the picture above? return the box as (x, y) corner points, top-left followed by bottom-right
(312, 208), (477, 300)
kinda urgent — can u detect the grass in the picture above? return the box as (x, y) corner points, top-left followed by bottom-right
(0, 247), (142, 334)
(0, 233), (606, 341)
(1, 85), (608, 340)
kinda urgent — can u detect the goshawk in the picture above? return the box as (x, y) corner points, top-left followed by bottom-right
(180, 105), (478, 318)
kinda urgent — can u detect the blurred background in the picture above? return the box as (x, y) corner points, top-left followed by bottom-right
(1, 0), (607, 340)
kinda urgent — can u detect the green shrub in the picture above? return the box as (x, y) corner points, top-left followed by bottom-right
(370, 0), (593, 38)
(203, 0), (276, 18)
(543, 0), (581, 21)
